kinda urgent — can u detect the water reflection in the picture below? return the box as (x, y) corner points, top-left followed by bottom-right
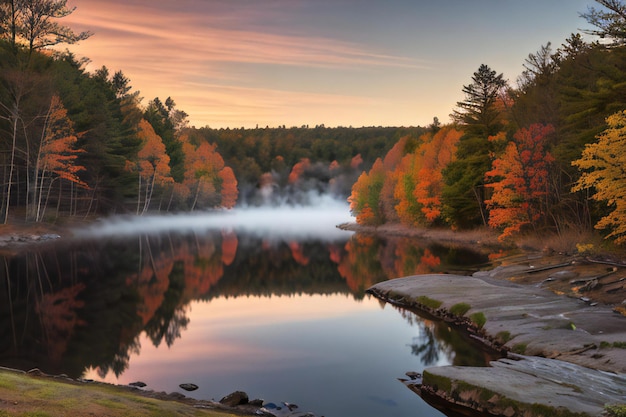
(0, 217), (495, 417)
(0, 228), (491, 377)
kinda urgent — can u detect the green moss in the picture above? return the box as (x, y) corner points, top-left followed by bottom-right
(423, 371), (590, 417)
(599, 341), (626, 349)
(416, 295), (443, 309)
(605, 404), (626, 417)
(496, 331), (511, 343)
(450, 302), (471, 316)
(469, 312), (486, 329)
(512, 343), (527, 354)
(422, 370), (452, 394)
(530, 403), (588, 417)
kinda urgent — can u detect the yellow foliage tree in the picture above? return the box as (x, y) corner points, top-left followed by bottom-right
(572, 110), (626, 244)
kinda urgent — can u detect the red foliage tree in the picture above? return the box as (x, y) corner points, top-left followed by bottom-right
(485, 124), (555, 240)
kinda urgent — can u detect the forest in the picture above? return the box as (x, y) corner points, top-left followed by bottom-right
(350, 1), (626, 246)
(2, 0), (626, 245)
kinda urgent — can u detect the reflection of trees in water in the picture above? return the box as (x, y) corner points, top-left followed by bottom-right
(397, 307), (454, 367)
(395, 306), (489, 368)
(409, 326), (442, 366)
(1, 229), (493, 380)
(97, 337), (141, 378)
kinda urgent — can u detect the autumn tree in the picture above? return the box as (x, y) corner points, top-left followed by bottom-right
(348, 158), (385, 225)
(218, 166), (238, 209)
(30, 94), (87, 221)
(485, 124), (555, 240)
(444, 64), (509, 228)
(144, 97), (185, 182)
(572, 110), (626, 243)
(181, 138), (237, 210)
(394, 153), (422, 226)
(130, 119), (173, 214)
(414, 127), (462, 223)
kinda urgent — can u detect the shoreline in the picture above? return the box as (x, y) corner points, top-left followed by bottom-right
(367, 258), (626, 416)
(0, 365), (307, 417)
(2, 219), (625, 416)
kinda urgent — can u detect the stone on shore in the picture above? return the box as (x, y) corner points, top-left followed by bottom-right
(368, 272), (626, 416)
(417, 355), (626, 417)
(219, 390), (249, 407)
(369, 273), (626, 373)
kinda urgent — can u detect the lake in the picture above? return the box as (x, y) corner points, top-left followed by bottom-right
(0, 201), (496, 417)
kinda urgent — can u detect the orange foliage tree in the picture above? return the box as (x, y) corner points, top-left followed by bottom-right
(32, 94), (87, 221)
(414, 127), (462, 222)
(393, 153), (422, 226)
(219, 166), (238, 209)
(288, 158), (311, 184)
(485, 124), (555, 240)
(348, 158), (385, 225)
(181, 138), (238, 210)
(131, 119), (173, 214)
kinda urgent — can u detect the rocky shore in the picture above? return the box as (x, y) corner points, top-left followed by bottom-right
(367, 257), (626, 417)
(0, 366), (315, 417)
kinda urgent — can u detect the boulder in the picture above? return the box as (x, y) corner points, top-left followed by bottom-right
(219, 390), (249, 407)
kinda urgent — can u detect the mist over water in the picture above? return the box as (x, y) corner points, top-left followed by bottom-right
(73, 194), (354, 241)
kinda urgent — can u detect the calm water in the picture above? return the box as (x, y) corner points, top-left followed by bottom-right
(0, 203), (494, 417)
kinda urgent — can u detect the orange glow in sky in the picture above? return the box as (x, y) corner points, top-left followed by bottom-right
(82, 294), (382, 383)
(65, 0), (594, 129)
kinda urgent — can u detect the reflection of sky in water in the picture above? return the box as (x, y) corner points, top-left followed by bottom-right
(73, 197), (354, 242)
(85, 294), (447, 417)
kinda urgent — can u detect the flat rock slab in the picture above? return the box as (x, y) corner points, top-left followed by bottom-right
(369, 274), (626, 373)
(420, 355), (626, 416)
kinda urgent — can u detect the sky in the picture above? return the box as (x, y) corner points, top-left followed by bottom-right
(64, 0), (597, 129)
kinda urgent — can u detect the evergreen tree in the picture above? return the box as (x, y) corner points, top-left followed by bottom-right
(443, 64), (508, 228)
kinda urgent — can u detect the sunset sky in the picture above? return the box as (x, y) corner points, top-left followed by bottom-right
(65, 0), (595, 129)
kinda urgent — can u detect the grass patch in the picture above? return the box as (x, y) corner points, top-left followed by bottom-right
(599, 341), (626, 349)
(512, 343), (527, 354)
(605, 404), (626, 417)
(449, 302), (471, 316)
(95, 398), (127, 410)
(469, 312), (486, 329)
(416, 295), (443, 309)
(496, 331), (511, 343)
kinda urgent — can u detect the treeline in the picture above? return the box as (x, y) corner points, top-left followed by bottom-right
(188, 125), (424, 205)
(350, 2), (626, 245)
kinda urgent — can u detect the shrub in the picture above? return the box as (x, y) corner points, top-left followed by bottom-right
(605, 404), (626, 417)
(496, 331), (511, 343)
(470, 312), (486, 329)
(450, 302), (471, 316)
(512, 343), (527, 354)
(416, 296), (443, 309)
